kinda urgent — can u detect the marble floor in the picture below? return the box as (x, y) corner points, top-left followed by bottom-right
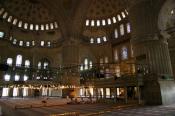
(1, 98), (175, 116)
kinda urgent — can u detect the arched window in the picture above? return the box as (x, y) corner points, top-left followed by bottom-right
(112, 17), (117, 23)
(24, 75), (28, 81)
(50, 23), (54, 29)
(18, 21), (23, 27)
(102, 19), (106, 26)
(19, 41), (23, 46)
(86, 20), (90, 26)
(97, 20), (100, 26)
(46, 24), (49, 30)
(2, 12), (8, 19)
(115, 65), (120, 77)
(15, 74), (20, 81)
(84, 58), (88, 70)
(114, 29), (118, 38)
(90, 38), (94, 44)
(7, 58), (13, 66)
(7, 16), (13, 22)
(120, 24), (125, 36)
(107, 18), (111, 25)
(30, 24), (34, 30)
(100, 58), (103, 65)
(38, 59), (50, 69)
(114, 49), (118, 61)
(38, 62), (41, 69)
(117, 15), (121, 21)
(41, 24), (44, 30)
(121, 47), (128, 60)
(4, 74), (10, 81)
(121, 12), (126, 18)
(81, 58), (93, 70)
(103, 36), (107, 42)
(2, 88), (9, 97)
(32, 41), (35, 46)
(12, 19), (18, 25)
(54, 22), (58, 28)
(13, 39), (17, 44)
(44, 62), (49, 69)
(13, 88), (19, 97)
(16, 55), (22, 66)
(35, 25), (39, 30)
(24, 23), (28, 29)
(47, 41), (51, 47)
(0, 32), (4, 38)
(25, 60), (30, 68)
(41, 41), (45, 46)
(125, 9), (129, 15)
(97, 38), (101, 44)
(104, 57), (109, 63)
(89, 61), (93, 69)
(26, 41), (30, 47)
(91, 20), (95, 26)
(126, 23), (131, 33)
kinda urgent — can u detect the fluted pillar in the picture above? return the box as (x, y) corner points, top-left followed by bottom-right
(62, 38), (80, 86)
(168, 31), (175, 77)
(129, 0), (175, 105)
(130, 0), (173, 76)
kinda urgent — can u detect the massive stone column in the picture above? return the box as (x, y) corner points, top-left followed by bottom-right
(168, 31), (175, 77)
(62, 37), (80, 87)
(129, 0), (175, 105)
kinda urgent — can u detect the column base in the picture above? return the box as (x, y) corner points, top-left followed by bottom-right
(143, 79), (175, 105)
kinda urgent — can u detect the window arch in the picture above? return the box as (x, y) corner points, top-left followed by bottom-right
(30, 24), (34, 30)
(121, 12), (126, 18)
(18, 21), (23, 27)
(121, 47), (128, 60)
(7, 16), (13, 22)
(97, 38), (101, 44)
(35, 25), (39, 30)
(16, 55), (22, 66)
(38, 58), (50, 69)
(12, 19), (18, 25)
(41, 25), (44, 30)
(126, 23), (131, 33)
(112, 17), (117, 23)
(102, 19), (106, 26)
(117, 15), (121, 21)
(97, 20), (100, 26)
(114, 49), (118, 61)
(7, 58), (13, 66)
(120, 24), (125, 36)
(15, 74), (20, 81)
(86, 20), (90, 26)
(4, 74), (10, 81)
(0, 32), (4, 38)
(19, 41), (23, 46)
(50, 23), (54, 29)
(13, 39), (17, 44)
(114, 29), (118, 38)
(54, 22), (58, 28)
(90, 38), (94, 44)
(25, 60), (30, 68)
(46, 24), (49, 30)
(24, 23), (28, 29)
(107, 18), (111, 25)
(2, 12), (8, 19)
(91, 20), (95, 26)
(80, 58), (93, 71)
